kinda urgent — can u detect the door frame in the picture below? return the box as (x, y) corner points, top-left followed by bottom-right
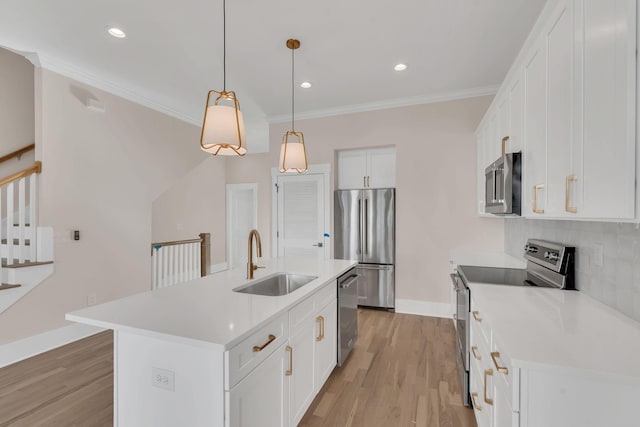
(226, 183), (258, 270)
(271, 164), (331, 259)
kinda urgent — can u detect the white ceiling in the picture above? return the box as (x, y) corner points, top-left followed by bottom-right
(0, 0), (546, 126)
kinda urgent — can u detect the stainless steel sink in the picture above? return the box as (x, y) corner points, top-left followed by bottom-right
(233, 273), (318, 296)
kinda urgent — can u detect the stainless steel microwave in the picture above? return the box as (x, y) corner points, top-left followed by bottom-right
(485, 152), (521, 215)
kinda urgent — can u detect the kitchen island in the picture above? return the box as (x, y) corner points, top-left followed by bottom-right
(66, 257), (357, 427)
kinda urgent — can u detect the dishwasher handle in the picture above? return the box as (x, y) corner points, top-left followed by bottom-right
(339, 274), (360, 289)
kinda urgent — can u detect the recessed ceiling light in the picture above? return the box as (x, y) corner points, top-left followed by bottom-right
(394, 63), (407, 71)
(107, 27), (126, 38)
(300, 81), (312, 89)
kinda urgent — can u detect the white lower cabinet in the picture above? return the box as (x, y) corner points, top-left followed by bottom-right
(314, 299), (337, 390)
(226, 342), (291, 427)
(226, 280), (339, 427)
(470, 294), (638, 427)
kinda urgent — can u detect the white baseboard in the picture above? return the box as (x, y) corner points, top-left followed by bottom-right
(0, 323), (105, 368)
(395, 299), (452, 319)
(210, 262), (228, 274)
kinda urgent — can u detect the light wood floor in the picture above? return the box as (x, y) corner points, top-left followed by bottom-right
(299, 309), (477, 427)
(0, 311), (475, 427)
(0, 331), (113, 427)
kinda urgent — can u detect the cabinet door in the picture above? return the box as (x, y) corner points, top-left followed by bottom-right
(508, 73), (523, 154)
(314, 299), (337, 391)
(577, 0), (636, 219)
(338, 149), (367, 189)
(523, 36), (547, 217)
(366, 147), (396, 188)
(289, 319), (316, 426)
(226, 343), (290, 427)
(493, 383), (518, 427)
(545, 0), (575, 217)
(477, 128), (487, 214)
(497, 95), (510, 151)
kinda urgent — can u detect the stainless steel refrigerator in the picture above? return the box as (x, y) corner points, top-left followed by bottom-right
(334, 188), (395, 310)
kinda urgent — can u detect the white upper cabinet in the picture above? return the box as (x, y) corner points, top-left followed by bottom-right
(523, 35), (548, 217)
(476, 0), (637, 221)
(576, 0), (636, 219)
(337, 147), (396, 189)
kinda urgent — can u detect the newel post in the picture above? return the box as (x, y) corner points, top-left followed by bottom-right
(199, 233), (211, 277)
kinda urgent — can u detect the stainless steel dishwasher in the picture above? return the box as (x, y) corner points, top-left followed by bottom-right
(337, 268), (359, 366)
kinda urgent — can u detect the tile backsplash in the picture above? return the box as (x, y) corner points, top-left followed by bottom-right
(505, 218), (640, 323)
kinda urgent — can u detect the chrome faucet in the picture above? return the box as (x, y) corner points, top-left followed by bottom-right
(247, 229), (264, 279)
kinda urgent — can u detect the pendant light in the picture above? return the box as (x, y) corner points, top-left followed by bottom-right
(200, 0), (246, 156)
(279, 38), (308, 173)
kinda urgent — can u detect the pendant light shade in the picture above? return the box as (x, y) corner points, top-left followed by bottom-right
(280, 131), (308, 173)
(201, 91), (246, 155)
(200, 0), (246, 156)
(279, 38), (308, 173)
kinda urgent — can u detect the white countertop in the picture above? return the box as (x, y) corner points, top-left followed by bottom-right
(66, 257), (357, 351)
(450, 250), (526, 269)
(469, 283), (640, 379)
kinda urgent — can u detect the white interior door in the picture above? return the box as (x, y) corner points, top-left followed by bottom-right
(226, 184), (257, 269)
(273, 166), (330, 259)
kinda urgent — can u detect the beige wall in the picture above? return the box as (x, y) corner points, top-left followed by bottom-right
(0, 69), (207, 344)
(0, 48), (36, 178)
(227, 96), (505, 304)
(152, 156), (227, 266)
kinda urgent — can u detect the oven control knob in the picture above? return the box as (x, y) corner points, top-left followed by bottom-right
(548, 252), (560, 261)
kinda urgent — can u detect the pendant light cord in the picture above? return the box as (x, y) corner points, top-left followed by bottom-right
(223, 0), (226, 92)
(291, 45), (295, 131)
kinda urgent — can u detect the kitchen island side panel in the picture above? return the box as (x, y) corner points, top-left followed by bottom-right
(116, 331), (224, 427)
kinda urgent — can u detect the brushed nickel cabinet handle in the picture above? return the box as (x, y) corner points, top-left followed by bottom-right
(471, 346), (481, 361)
(484, 369), (494, 405)
(533, 184), (545, 214)
(565, 175), (577, 213)
(490, 351), (509, 374)
(253, 334), (276, 352)
(471, 392), (482, 411)
(285, 345), (293, 376)
(472, 311), (482, 322)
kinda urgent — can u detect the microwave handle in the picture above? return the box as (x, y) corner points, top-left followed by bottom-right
(492, 169), (498, 203)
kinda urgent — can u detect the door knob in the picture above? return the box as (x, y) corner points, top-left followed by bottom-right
(312, 242), (323, 247)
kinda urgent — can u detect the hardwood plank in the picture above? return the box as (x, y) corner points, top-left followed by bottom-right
(299, 309), (477, 427)
(0, 331), (113, 427)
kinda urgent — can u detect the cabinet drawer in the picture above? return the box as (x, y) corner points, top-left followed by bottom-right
(225, 312), (288, 390)
(470, 318), (490, 367)
(490, 336), (519, 411)
(470, 297), (491, 344)
(289, 282), (337, 337)
(470, 357), (491, 427)
(315, 281), (337, 310)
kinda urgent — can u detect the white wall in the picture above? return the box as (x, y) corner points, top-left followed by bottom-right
(152, 156), (227, 267)
(0, 69), (207, 344)
(227, 96), (505, 304)
(0, 48), (35, 179)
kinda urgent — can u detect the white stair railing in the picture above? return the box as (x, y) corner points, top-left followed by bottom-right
(1, 161), (41, 267)
(151, 233), (210, 290)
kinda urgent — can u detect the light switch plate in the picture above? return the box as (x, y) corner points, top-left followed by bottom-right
(152, 367), (175, 392)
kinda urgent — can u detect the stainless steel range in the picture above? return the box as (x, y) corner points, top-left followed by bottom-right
(451, 239), (575, 407)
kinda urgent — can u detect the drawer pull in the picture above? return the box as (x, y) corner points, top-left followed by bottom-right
(565, 175), (577, 213)
(471, 392), (482, 411)
(316, 316), (325, 341)
(472, 311), (482, 322)
(491, 351), (509, 374)
(483, 369), (494, 406)
(285, 345), (293, 376)
(533, 184), (545, 214)
(471, 346), (481, 361)
(252, 334), (276, 352)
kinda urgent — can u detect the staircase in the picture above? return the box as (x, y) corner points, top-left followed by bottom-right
(0, 145), (54, 314)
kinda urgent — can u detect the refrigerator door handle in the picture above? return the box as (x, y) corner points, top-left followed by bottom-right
(357, 198), (362, 255)
(357, 264), (390, 271)
(364, 198), (369, 256)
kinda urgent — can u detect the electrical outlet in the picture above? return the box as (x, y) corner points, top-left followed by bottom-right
(593, 244), (604, 267)
(152, 367), (175, 392)
(87, 293), (97, 306)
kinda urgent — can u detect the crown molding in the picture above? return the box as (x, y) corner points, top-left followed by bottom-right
(34, 53), (201, 126)
(267, 85), (499, 124)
